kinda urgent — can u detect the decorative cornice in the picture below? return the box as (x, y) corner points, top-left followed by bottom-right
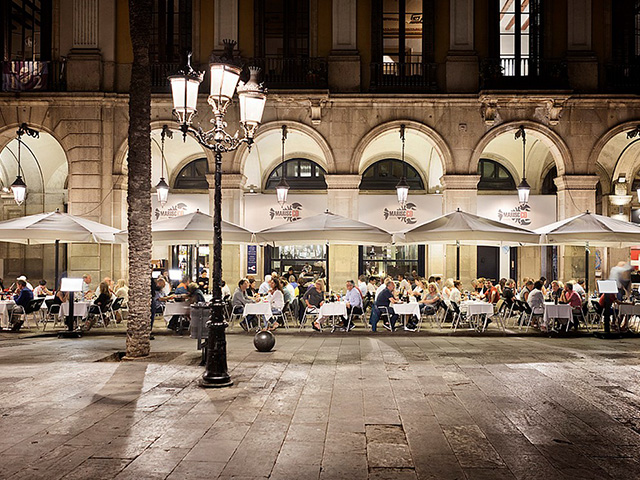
(554, 175), (599, 191)
(219, 173), (247, 190)
(441, 174), (480, 190)
(324, 174), (362, 190)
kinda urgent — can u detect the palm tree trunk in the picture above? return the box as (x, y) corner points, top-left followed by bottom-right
(125, 0), (152, 358)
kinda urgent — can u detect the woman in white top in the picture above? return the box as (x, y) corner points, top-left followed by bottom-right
(442, 278), (454, 305)
(268, 277), (285, 330)
(449, 280), (463, 305)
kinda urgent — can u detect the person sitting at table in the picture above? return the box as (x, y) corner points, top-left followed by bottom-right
(33, 279), (52, 297)
(197, 270), (209, 294)
(450, 280), (463, 305)
(599, 291), (619, 334)
(358, 275), (368, 297)
(397, 273), (411, 295)
(560, 282), (582, 331)
(232, 278), (257, 331)
(187, 282), (206, 304)
(341, 280), (363, 331)
(221, 280), (231, 299)
(419, 282), (441, 316)
(550, 280), (563, 302)
(150, 277), (169, 340)
(9, 279), (33, 331)
(375, 276), (393, 301)
(288, 275), (298, 290)
(573, 278), (586, 299)
(81, 274), (93, 299)
(301, 279), (325, 331)
(174, 276), (189, 295)
(246, 277), (258, 296)
(483, 279), (500, 304)
(282, 278), (295, 305)
(527, 280), (545, 330)
(520, 280), (534, 302)
(370, 280), (400, 331)
(258, 275), (272, 295)
(441, 279), (454, 305)
(267, 277), (285, 330)
(84, 281), (111, 330)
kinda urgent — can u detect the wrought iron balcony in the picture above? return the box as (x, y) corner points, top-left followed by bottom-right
(250, 56), (327, 89)
(370, 61), (438, 92)
(151, 62), (182, 92)
(605, 64), (640, 93)
(480, 57), (569, 90)
(1, 60), (66, 92)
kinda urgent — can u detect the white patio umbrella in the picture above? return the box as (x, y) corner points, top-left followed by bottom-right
(254, 210), (394, 289)
(150, 210), (255, 245)
(0, 209), (121, 289)
(399, 209), (539, 278)
(535, 211), (640, 291)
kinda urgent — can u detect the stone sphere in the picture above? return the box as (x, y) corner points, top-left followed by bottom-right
(253, 330), (276, 352)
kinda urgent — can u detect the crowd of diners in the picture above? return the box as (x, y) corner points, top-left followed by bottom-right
(222, 265), (636, 334)
(1, 273), (130, 332)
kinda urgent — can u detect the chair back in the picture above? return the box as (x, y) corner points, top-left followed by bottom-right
(49, 304), (61, 315)
(111, 297), (124, 311)
(26, 297), (44, 314)
(450, 302), (461, 315)
(591, 299), (603, 315)
(520, 300), (532, 314)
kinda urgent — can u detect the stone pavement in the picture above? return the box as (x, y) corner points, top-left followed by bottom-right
(1, 332), (640, 479)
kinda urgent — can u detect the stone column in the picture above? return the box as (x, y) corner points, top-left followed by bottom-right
(214, 0), (238, 52)
(328, 0), (360, 92)
(441, 174), (479, 285)
(446, 0), (478, 92)
(217, 173), (246, 285)
(554, 175), (599, 287)
(66, 0), (102, 91)
(325, 175), (361, 289)
(566, 0), (597, 92)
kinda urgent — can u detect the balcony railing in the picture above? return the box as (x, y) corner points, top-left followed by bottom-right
(151, 62), (181, 92)
(605, 64), (640, 93)
(1, 60), (66, 92)
(251, 56), (327, 89)
(370, 62), (438, 91)
(480, 57), (569, 90)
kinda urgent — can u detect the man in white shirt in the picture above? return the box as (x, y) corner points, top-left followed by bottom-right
(258, 275), (272, 295)
(573, 279), (586, 299)
(375, 276), (392, 301)
(16, 275), (34, 291)
(343, 280), (363, 331)
(398, 273), (411, 294)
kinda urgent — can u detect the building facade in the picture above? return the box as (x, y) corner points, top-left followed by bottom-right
(0, 0), (639, 289)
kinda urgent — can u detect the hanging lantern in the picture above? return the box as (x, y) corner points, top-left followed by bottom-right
(237, 66), (267, 142)
(397, 124), (409, 207)
(10, 175), (26, 205)
(155, 177), (170, 207)
(276, 125), (289, 206)
(517, 178), (531, 204)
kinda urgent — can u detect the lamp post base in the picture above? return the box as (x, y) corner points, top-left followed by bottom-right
(200, 376), (233, 388)
(58, 331), (82, 339)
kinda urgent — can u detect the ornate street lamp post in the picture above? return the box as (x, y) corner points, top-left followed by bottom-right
(10, 123), (39, 205)
(169, 42), (267, 388)
(515, 125), (530, 204)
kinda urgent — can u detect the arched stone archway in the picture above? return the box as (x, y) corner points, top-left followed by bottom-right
(470, 120), (571, 177)
(351, 120), (452, 179)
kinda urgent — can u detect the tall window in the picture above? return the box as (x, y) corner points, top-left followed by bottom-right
(150, 0), (192, 64)
(265, 159), (327, 190)
(477, 159), (516, 191)
(541, 166), (557, 195)
(497, 0), (541, 76)
(174, 158), (209, 190)
(360, 159), (425, 191)
(612, 0), (640, 64)
(383, 0), (426, 64)
(359, 245), (425, 279)
(255, 0), (309, 58)
(1, 0), (52, 61)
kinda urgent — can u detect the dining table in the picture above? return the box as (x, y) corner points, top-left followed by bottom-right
(543, 302), (572, 331)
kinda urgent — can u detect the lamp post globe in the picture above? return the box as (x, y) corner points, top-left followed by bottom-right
(168, 41), (267, 388)
(10, 175), (26, 205)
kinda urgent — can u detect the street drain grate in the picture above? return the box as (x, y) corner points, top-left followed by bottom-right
(365, 424), (415, 476)
(95, 351), (183, 362)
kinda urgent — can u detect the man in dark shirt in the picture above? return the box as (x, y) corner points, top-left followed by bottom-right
(11, 280), (33, 331)
(372, 280), (399, 331)
(300, 279), (325, 330)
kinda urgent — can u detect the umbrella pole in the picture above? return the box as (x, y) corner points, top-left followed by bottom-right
(54, 239), (59, 292)
(456, 241), (461, 280)
(585, 242), (590, 294)
(326, 243), (330, 292)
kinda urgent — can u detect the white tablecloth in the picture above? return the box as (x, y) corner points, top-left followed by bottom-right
(61, 301), (91, 318)
(317, 302), (348, 321)
(243, 302), (273, 321)
(543, 303), (572, 325)
(618, 304), (640, 316)
(164, 302), (191, 316)
(462, 301), (494, 316)
(392, 302), (421, 320)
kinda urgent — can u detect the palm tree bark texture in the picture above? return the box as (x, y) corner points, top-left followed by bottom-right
(125, 0), (153, 358)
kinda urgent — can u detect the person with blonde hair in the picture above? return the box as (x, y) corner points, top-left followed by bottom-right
(442, 278), (454, 305)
